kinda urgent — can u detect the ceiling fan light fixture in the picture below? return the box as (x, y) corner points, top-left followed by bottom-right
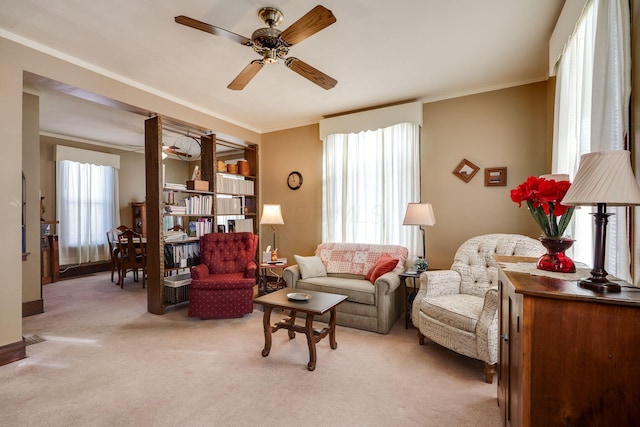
(264, 49), (279, 64)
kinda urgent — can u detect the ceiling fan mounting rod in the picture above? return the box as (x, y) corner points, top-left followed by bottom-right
(258, 7), (284, 27)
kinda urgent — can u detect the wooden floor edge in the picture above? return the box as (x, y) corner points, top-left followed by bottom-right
(0, 340), (26, 367)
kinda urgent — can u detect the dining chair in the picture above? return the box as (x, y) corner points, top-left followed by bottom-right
(108, 226), (131, 284)
(106, 228), (119, 283)
(117, 228), (146, 289)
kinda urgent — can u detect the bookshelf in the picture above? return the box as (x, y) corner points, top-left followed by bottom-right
(144, 116), (259, 314)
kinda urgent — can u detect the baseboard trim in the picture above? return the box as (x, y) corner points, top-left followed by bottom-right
(23, 299), (44, 317)
(0, 340), (26, 367)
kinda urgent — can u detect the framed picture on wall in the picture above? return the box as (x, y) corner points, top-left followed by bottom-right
(453, 159), (480, 183)
(484, 167), (507, 186)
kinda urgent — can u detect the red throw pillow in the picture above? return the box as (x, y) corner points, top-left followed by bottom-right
(365, 253), (398, 284)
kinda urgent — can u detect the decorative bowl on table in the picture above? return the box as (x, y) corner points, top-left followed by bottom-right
(287, 292), (311, 302)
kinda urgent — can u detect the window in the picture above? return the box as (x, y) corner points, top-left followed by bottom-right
(553, 0), (631, 280)
(322, 122), (421, 256)
(55, 146), (120, 266)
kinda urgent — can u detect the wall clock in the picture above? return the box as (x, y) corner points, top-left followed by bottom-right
(287, 171), (303, 190)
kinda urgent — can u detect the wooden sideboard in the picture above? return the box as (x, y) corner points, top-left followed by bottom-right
(496, 256), (640, 427)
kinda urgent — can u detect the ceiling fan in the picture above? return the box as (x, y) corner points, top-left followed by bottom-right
(175, 5), (337, 90)
(162, 145), (192, 159)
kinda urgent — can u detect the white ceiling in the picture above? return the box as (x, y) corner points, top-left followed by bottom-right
(1, 0), (564, 150)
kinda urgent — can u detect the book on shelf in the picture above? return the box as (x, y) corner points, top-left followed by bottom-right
(233, 218), (253, 233)
(216, 174), (254, 195)
(216, 196), (243, 215)
(164, 182), (187, 190)
(188, 218), (213, 237)
(164, 242), (200, 269)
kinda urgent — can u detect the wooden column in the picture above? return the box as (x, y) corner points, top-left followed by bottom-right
(145, 116), (164, 315)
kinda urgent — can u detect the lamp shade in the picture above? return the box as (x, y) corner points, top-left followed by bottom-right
(403, 203), (436, 226)
(259, 204), (284, 225)
(561, 151), (640, 206)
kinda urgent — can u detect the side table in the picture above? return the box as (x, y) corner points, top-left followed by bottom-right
(259, 263), (288, 295)
(399, 271), (421, 329)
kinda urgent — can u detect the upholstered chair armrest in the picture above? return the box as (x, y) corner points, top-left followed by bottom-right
(244, 261), (257, 278)
(374, 271), (401, 294)
(420, 270), (462, 296)
(283, 265), (301, 288)
(476, 288), (500, 365)
(412, 270), (462, 326)
(191, 264), (208, 280)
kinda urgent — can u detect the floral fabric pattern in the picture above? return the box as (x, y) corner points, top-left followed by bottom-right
(315, 243), (407, 276)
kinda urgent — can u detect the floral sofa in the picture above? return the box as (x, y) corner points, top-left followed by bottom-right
(283, 242), (408, 334)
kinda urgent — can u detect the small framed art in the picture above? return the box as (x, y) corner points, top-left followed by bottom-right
(217, 224), (226, 233)
(484, 167), (507, 186)
(453, 159), (480, 183)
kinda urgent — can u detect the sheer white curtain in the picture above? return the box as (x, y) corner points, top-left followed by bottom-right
(322, 122), (420, 255)
(553, 0), (631, 280)
(56, 160), (120, 265)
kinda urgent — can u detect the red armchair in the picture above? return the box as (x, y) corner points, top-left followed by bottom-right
(188, 232), (258, 319)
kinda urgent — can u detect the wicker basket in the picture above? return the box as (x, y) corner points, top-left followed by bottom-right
(237, 160), (250, 176)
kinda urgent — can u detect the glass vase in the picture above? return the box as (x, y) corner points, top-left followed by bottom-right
(537, 237), (576, 273)
(414, 257), (429, 273)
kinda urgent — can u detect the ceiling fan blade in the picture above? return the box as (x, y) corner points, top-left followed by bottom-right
(163, 146), (192, 158)
(280, 5), (336, 46)
(174, 15), (252, 46)
(227, 60), (265, 90)
(284, 57), (337, 90)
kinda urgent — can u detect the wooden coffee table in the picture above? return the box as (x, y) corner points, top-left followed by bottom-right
(253, 287), (348, 371)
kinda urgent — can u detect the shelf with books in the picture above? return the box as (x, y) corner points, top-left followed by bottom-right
(145, 116), (259, 314)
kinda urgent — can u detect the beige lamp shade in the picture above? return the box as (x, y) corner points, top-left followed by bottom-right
(402, 203), (436, 226)
(561, 151), (640, 206)
(259, 204), (284, 225)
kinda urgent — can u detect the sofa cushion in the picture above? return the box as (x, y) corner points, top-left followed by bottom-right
(365, 253), (399, 284)
(295, 276), (375, 305)
(420, 294), (483, 333)
(294, 255), (327, 279)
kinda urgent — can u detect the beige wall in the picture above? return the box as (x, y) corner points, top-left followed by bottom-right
(0, 45), (25, 347)
(22, 93), (41, 305)
(0, 35), (260, 352)
(260, 124), (323, 260)
(259, 83), (549, 269)
(423, 82), (549, 268)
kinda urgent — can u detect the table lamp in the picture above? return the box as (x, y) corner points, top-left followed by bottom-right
(561, 150), (640, 292)
(259, 204), (284, 251)
(402, 203), (436, 272)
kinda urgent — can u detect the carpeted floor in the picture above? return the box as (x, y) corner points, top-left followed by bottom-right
(0, 272), (501, 427)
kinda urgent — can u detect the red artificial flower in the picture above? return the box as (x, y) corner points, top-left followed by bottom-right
(510, 176), (575, 238)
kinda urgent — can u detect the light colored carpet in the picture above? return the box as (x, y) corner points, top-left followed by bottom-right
(0, 272), (501, 427)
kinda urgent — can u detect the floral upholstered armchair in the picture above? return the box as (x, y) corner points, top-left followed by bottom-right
(189, 232), (258, 319)
(411, 234), (544, 383)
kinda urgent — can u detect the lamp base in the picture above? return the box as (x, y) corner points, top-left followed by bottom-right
(578, 277), (621, 293)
